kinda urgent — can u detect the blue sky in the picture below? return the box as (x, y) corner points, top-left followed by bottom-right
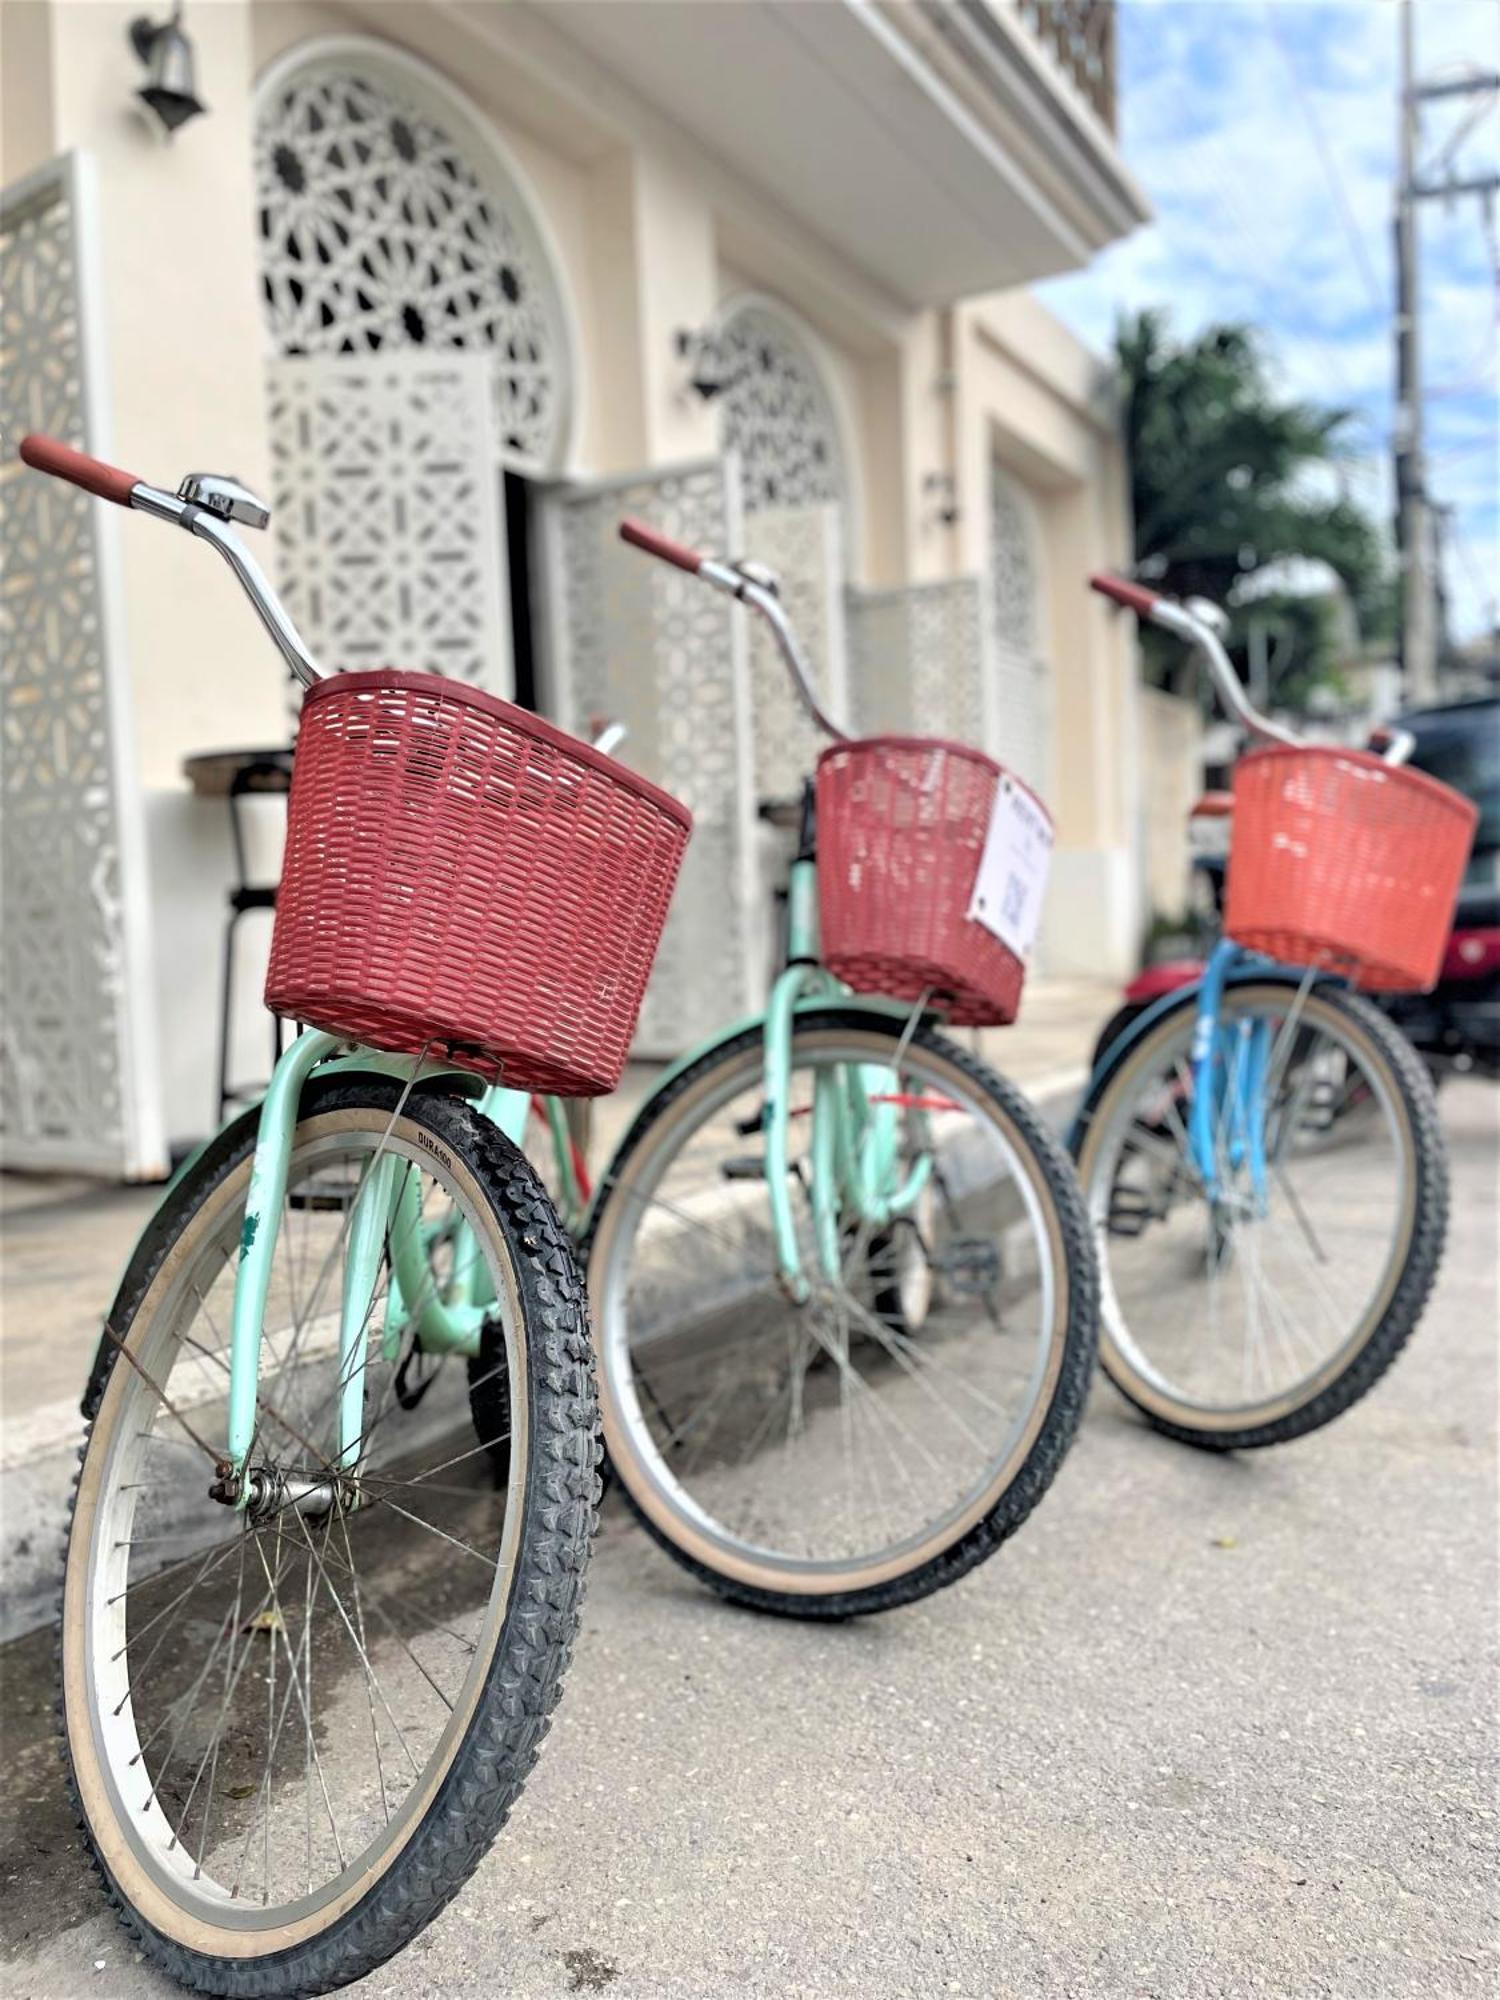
(1039, 0), (1499, 642)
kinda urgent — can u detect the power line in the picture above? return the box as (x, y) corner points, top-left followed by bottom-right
(1263, 2), (1388, 317)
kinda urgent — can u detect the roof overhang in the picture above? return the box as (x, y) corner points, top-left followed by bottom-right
(536, 0), (1150, 306)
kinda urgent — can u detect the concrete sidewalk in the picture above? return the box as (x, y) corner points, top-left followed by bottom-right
(2, 1078), (1494, 1998)
(0, 977), (1115, 1639)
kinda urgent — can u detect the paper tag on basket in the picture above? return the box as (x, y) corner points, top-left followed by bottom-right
(967, 774), (1054, 963)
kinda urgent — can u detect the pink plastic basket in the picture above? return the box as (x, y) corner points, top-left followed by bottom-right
(816, 736), (1049, 1026)
(266, 672), (691, 1094)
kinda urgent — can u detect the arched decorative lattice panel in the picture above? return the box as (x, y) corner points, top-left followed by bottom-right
(845, 579), (986, 746)
(989, 459), (1052, 799)
(266, 351), (510, 689)
(255, 49), (570, 470)
(716, 302), (845, 516)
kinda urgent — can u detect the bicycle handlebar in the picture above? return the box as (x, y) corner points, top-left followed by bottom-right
(20, 433), (142, 507)
(18, 431), (322, 688)
(1091, 571), (1303, 753)
(618, 517), (706, 575)
(1089, 572), (1415, 767)
(618, 517), (849, 742)
(1088, 572), (1161, 620)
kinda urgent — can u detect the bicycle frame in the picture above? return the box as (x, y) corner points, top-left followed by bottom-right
(219, 1029), (534, 1488)
(760, 855), (931, 1302)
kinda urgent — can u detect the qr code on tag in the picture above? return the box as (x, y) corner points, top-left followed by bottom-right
(1000, 872), (1028, 931)
(967, 776), (1054, 961)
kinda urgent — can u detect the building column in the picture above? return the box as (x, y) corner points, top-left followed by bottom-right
(37, 0), (286, 783)
(1037, 477), (1143, 978)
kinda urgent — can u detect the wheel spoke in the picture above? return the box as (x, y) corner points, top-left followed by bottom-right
(1088, 989), (1409, 1421)
(73, 1104), (554, 1945)
(594, 1027), (1063, 1585)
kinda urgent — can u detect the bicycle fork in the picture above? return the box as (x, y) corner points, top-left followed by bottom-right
(761, 862), (931, 1303)
(1188, 940), (1273, 1214)
(222, 1032), (528, 1496)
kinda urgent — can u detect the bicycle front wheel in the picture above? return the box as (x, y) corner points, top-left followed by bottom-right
(585, 1010), (1098, 1618)
(1074, 979), (1448, 1449)
(61, 1076), (598, 1997)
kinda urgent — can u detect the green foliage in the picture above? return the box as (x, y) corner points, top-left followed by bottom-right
(1231, 591), (1349, 715)
(1116, 310), (1393, 702)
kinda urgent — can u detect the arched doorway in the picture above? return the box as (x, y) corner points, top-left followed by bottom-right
(254, 42), (575, 698)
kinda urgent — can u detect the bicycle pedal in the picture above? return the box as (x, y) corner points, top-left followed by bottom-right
(935, 1237), (1002, 1293)
(1106, 1187), (1153, 1237)
(721, 1155), (767, 1181)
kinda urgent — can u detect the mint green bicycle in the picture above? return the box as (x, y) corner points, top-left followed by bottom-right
(425, 520), (1099, 1621)
(576, 520), (1101, 1618)
(21, 434), (690, 1997)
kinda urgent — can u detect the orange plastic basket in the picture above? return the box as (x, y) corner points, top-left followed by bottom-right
(1223, 745), (1477, 992)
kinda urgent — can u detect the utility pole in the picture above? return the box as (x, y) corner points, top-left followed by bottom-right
(1431, 503), (1454, 670)
(1393, 0), (1435, 701)
(1392, 0), (1500, 702)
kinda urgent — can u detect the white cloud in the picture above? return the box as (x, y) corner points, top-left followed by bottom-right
(1040, 0), (1499, 639)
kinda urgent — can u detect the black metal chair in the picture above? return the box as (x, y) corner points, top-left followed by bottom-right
(182, 747), (294, 1123)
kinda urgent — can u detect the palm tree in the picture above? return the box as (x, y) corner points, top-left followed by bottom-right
(1116, 310), (1392, 701)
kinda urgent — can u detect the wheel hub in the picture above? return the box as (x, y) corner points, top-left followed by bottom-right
(209, 1462), (356, 1521)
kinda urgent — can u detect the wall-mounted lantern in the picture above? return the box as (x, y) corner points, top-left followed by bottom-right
(674, 327), (727, 402)
(923, 471), (960, 528)
(129, 5), (207, 135)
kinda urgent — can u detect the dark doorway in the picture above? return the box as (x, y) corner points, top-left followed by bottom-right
(505, 468), (539, 713)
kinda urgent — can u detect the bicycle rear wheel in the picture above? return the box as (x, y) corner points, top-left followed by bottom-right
(1073, 979), (1448, 1449)
(585, 1010), (1098, 1618)
(62, 1076), (598, 1996)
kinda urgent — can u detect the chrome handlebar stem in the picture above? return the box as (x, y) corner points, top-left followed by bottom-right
(695, 557), (849, 744)
(1148, 597), (1413, 767)
(1147, 597), (1302, 751)
(132, 482), (323, 688)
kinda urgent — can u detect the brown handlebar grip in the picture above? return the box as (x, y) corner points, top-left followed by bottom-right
(1089, 572), (1161, 618)
(618, 517), (705, 575)
(19, 433), (140, 507)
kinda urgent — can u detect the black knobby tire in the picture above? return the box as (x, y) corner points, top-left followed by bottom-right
(1089, 1001), (1147, 1079)
(61, 1076), (601, 1998)
(468, 1324), (513, 1485)
(1077, 981), (1449, 1453)
(584, 1011), (1099, 1620)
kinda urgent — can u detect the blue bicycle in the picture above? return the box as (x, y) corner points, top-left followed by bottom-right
(1071, 578), (1455, 1452)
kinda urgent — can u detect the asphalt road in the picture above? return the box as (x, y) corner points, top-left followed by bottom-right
(3, 1080), (1495, 2000)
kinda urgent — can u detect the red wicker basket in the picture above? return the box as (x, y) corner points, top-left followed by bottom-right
(816, 736), (1049, 1026)
(266, 672), (692, 1094)
(1224, 745), (1477, 992)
